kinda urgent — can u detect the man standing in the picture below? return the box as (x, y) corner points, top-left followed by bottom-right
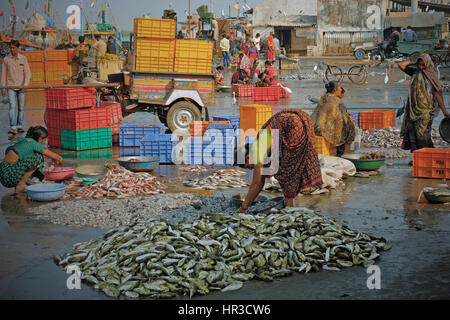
(273, 34), (281, 56)
(1, 40), (31, 136)
(106, 36), (117, 55)
(93, 35), (106, 56)
(220, 34), (231, 69)
(402, 26), (417, 42)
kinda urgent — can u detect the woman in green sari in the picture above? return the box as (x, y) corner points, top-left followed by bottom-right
(311, 82), (356, 156)
(398, 53), (449, 151)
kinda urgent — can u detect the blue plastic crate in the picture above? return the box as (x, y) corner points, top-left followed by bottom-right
(185, 136), (236, 165)
(120, 147), (141, 157)
(139, 134), (176, 163)
(119, 123), (166, 147)
(349, 111), (360, 127)
(213, 115), (240, 128)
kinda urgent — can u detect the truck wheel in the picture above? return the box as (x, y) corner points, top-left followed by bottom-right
(166, 101), (202, 133)
(354, 49), (366, 60)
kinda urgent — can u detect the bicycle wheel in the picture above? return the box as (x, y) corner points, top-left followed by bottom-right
(348, 66), (367, 84)
(325, 66), (344, 83)
(429, 53), (441, 66)
(444, 53), (450, 68)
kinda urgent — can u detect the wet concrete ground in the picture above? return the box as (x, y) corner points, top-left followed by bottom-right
(0, 59), (449, 299)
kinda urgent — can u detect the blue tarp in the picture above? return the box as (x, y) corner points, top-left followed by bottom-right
(39, 12), (54, 28)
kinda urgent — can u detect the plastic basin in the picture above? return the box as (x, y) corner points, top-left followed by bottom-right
(117, 156), (160, 172)
(439, 118), (450, 143)
(342, 155), (385, 171)
(25, 183), (66, 202)
(75, 165), (108, 180)
(44, 167), (75, 181)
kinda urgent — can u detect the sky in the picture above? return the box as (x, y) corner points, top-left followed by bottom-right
(0, 0), (261, 31)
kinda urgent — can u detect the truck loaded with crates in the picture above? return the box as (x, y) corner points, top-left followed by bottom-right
(107, 17), (215, 134)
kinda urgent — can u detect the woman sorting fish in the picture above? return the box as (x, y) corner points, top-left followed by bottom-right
(0, 126), (63, 194)
(238, 110), (323, 214)
(311, 82), (356, 156)
(397, 53), (449, 152)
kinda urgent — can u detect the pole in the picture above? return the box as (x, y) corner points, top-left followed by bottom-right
(188, 0), (191, 39)
(210, 0), (213, 13)
(80, 0), (84, 36)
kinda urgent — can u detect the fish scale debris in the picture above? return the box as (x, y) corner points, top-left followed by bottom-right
(55, 207), (391, 299)
(183, 171), (248, 190)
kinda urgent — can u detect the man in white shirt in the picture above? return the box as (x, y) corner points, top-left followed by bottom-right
(253, 33), (261, 56)
(220, 34), (231, 68)
(273, 35), (281, 56)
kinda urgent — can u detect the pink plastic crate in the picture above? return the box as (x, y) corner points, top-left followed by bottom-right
(46, 87), (96, 110)
(232, 84), (254, 97)
(253, 86), (280, 101)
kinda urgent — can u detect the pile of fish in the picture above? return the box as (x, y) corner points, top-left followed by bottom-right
(362, 127), (448, 148)
(54, 207), (391, 299)
(214, 169), (245, 176)
(360, 149), (411, 160)
(183, 172), (248, 190)
(179, 166), (209, 173)
(64, 166), (166, 200)
(359, 152), (385, 160)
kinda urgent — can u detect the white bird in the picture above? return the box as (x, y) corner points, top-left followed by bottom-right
(221, 9), (225, 17)
(232, 92), (237, 105)
(425, 5), (429, 12)
(313, 64), (318, 72)
(185, 10), (188, 16)
(307, 95), (319, 104)
(397, 74), (407, 83)
(282, 11), (287, 16)
(277, 83), (292, 94)
(384, 68), (389, 84)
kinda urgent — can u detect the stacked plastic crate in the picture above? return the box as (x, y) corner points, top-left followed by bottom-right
(22, 51), (45, 86)
(239, 104), (273, 145)
(119, 124), (169, 161)
(99, 101), (123, 144)
(45, 50), (69, 85)
(359, 110), (395, 130)
(45, 88), (112, 150)
(174, 39), (214, 74)
(133, 18), (176, 72)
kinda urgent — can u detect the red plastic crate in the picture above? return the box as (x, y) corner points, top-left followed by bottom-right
(279, 84), (291, 98)
(67, 49), (77, 62)
(100, 101), (122, 124)
(232, 84), (254, 97)
(47, 127), (61, 147)
(413, 148), (450, 179)
(190, 121), (230, 136)
(253, 86), (280, 101)
(45, 50), (68, 61)
(46, 87), (96, 110)
(60, 107), (112, 130)
(359, 110), (395, 130)
(45, 109), (63, 128)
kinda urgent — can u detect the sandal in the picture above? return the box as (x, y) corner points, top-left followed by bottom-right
(17, 127), (24, 133)
(8, 129), (17, 135)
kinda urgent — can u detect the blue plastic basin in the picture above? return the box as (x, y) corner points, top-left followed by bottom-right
(117, 156), (160, 172)
(25, 183), (66, 202)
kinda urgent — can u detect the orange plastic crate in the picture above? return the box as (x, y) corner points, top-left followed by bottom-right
(239, 104), (273, 138)
(190, 121), (230, 136)
(23, 50), (44, 62)
(315, 136), (337, 156)
(67, 49), (77, 62)
(28, 61), (45, 72)
(45, 61), (68, 72)
(359, 110), (395, 130)
(45, 50), (68, 61)
(413, 148), (450, 179)
(133, 18), (176, 39)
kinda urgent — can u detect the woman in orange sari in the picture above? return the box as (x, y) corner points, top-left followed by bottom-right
(266, 32), (275, 63)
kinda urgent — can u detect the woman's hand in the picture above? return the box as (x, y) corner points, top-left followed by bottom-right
(238, 206), (248, 214)
(52, 155), (63, 166)
(444, 110), (450, 118)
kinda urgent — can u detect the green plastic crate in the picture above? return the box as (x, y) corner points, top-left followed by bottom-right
(61, 128), (112, 151)
(62, 147), (113, 159)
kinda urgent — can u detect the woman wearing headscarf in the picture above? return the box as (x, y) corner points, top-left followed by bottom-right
(398, 53), (449, 152)
(311, 82), (356, 156)
(266, 33), (275, 63)
(238, 110), (323, 213)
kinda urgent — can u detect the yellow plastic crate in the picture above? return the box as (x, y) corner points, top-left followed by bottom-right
(68, 62), (79, 77)
(133, 18), (176, 39)
(31, 71), (45, 83)
(239, 104), (273, 141)
(135, 56), (174, 72)
(45, 70), (67, 84)
(175, 40), (214, 60)
(135, 38), (175, 59)
(315, 136), (337, 156)
(174, 57), (212, 74)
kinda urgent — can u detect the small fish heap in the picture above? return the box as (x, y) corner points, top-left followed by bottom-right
(179, 166), (209, 173)
(55, 207), (391, 299)
(183, 172), (248, 190)
(64, 166), (166, 200)
(362, 127), (448, 148)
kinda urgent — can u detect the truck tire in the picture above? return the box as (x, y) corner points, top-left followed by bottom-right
(166, 101), (202, 133)
(354, 49), (366, 60)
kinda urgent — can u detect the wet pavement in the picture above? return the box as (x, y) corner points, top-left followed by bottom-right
(0, 59), (449, 299)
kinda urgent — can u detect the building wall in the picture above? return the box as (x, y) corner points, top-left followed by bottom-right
(317, 0), (388, 55)
(252, 0), (317, 27)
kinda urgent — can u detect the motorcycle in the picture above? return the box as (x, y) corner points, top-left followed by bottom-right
(367, 41), (404, 61)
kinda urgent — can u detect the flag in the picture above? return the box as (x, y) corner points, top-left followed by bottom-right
(90, 0), (95, 8)
(102, 3), (105, 11)
(0, 10), (4, 17)
(234, 2), (240, 10)
(25, 1), (29, 10)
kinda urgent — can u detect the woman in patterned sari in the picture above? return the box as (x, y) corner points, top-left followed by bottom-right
(311, 82), (355, 156)
(398, 53), (449, 152)
(238, 110), (323, 213)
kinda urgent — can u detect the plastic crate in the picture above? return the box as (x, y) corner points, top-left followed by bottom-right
(349, 111), (360, 127)
(46, 87), (96, 110)
(47, 127), (61, 147)
(413, 148), (450, 179)
(135, 38), (175, 72)
(213, 115), (240, 128)
(60, 107), (112, 131)
(62, 148), (113, 159)
(185, 136), (236, 165)
(45, 108), (63, 128)
(119, 123), (166, 147)
(174, 57), (212, 74)
(112, 123), (121, 144)
(45, 50), (68, 61)
(205, 123), (236, 138)
(139, 134), (176, 163)
(239, 104), (273, 137)
(31, 71), (45, 83)
(61, 128), (112, 151)
(359, 110), (395, 130)
(315, 136), (337, 156)
(232, 84), (254, 97)
(23, 50), (44, 62)
(25, 89), (45, 106)
(133, 18), (176, 39)
(67, 49), (77, 62)
(190, 121), (230, 136)
(45, 71), (67, 84)
(100, 101), (122, 124)
(175, 40), (214, 60)
(253, 86), (281, 101)
(44, 61), (68, 72)
(28, 61), (45, 72)
(120, 147), (141, 157)
(279, 84), (291, 98)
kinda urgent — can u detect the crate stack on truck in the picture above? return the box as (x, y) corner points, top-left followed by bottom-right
(231, 84), (291, 101)
(45, 88), (122, 151)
